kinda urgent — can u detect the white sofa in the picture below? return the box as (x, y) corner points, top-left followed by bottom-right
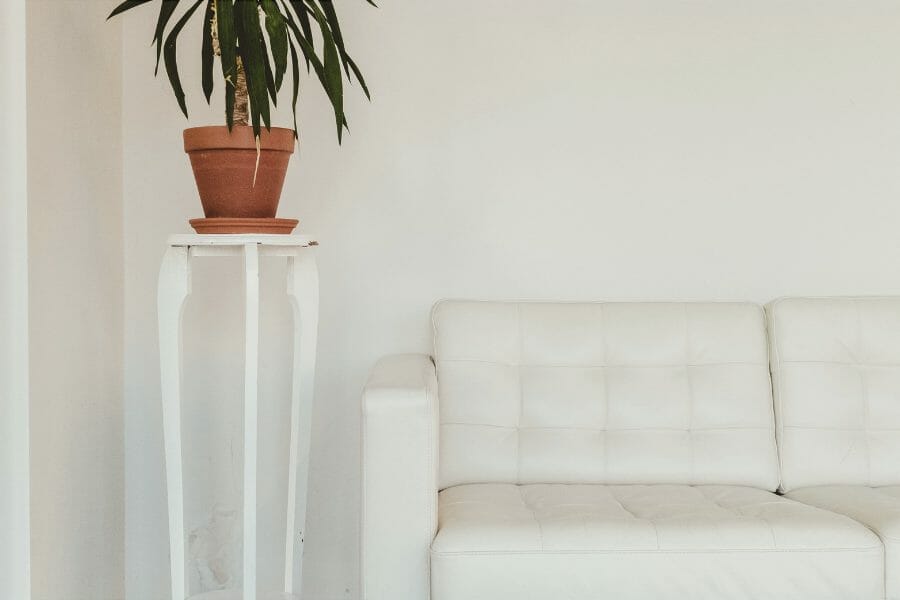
(769, 298), (900, 600)
(362, 300), (888, 600)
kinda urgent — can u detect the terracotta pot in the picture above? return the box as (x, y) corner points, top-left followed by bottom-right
(183, 125), (295, 219)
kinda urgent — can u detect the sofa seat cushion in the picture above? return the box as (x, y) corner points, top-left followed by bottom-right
(430, 483), (883, 600)
(788, 486), (900, 600)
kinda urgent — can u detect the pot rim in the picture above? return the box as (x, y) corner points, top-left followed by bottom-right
(183, 125), (296, 153)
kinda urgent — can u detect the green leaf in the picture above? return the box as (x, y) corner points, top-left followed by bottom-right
(279, 0), (311, 70)
(215, 0), (237, 128)
(292, 0), (314, 70)
(201, 0), (214, 103)
(107, 0), (154, 19)
(288, 39), (300, 139)
(283, 9), (339, 133)
(280, 0), (323, 82)
(235, 0), (271, 136)
(287, 1), (314, 45)
(261, 0), (288, 91)
(261, 37), (278, 106)
(346, 55), (370, 100)
(317, 0), (351, 79)
(305, 1), (344, 141)
(163, 0), (205, 117)
(315, 1), (369, 99)
(154, 0), (182, 76)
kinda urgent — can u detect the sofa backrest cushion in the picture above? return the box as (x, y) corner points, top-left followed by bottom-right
(432, 301), (779, 490)
(768, 297), (900, 491)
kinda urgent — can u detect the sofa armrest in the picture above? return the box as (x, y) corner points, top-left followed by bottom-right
(361, 354), (439, 600)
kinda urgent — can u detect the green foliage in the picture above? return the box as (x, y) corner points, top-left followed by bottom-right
(108, 0), (373, 140)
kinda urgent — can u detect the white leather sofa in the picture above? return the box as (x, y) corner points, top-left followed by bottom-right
(769, 298), (900, 600)
(362, 300), (886, 600)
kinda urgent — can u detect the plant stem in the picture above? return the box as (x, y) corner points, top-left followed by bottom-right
(211, 1), (249, 127)
(234, 56), (249, 126)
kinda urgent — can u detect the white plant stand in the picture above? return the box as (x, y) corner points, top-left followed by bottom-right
(158, 234), (319, 600)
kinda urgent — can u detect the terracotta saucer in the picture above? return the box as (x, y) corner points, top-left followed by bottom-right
(189, 217), (299, 234)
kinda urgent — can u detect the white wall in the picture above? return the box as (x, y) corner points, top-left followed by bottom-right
(27, 1), (124, 599)
(124, 2), (900, 599)
(0, 0), (31, 598)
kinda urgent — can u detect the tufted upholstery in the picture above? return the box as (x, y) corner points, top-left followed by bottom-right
(362, 299), (897, 600)
(432, 301), (779, 490)
(770, 297), (900, 600)
(768, 297), (900, 491)
(787, 486), (900, 600)
(430, 483), (883, 600)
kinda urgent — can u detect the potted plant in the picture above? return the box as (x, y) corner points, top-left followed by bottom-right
(109, 0), (372, 233)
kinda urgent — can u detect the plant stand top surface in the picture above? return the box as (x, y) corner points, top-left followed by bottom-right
(167, 234), (318, 248)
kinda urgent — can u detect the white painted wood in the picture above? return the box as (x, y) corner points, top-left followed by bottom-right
(168, 234), (316, 248)
(190, 246), (311, 259)
(283, 251), (320, 594)
(243, 243), (260, 600)
(158, 246), (192, 600)
(158, 238), (319, 600)
(0, 1), (30, 598)
(188, 591), (297, 600)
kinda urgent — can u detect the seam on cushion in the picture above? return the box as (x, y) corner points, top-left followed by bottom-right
(767, 304), (788, 493)
(438, 358), (768, 368)
(757, 304), (780, 493)
(683, 304), (695, 484)
(700, 486), (779, 548)
(431, 305), (438, 357)
(801, 487), (900, 542)
(429, 300), (767, 307)
(516, 303), (524, 484)
(431, 304), (445, 496)
(748, 513), (778, 549)
(607, 487), (660, 550)
(856, 300), (873, 487)
(600, 303), (610, 481)
(874, 487), (900, 501)
(877, 535), (900, 542)
(779, 360), (900, 367)
(783, 425), (900, 431)
(430, 546), (884, 557)
(441, 423), (774, 432)
(519, 486), (544, 551)
(770, 295), (900, 302)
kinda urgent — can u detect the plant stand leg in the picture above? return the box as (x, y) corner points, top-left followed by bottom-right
(243, 243), (260, 600)
(158, 246), (192, 600)
(283, 249), (320, 595)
